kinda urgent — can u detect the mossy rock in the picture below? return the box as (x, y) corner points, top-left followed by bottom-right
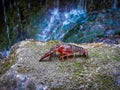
(0, 55), (17, 76)
(47, 40), (60, 47)
(0, 40), (120, 90)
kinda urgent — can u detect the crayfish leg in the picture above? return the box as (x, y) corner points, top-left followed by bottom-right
(60, 53), (75, 62)
(60, 54), (65, 61)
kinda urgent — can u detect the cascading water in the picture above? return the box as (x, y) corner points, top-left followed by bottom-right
(2, 0), (11, 49)
(28, 0), (31, 8)
(112, 0), (117, 9)
(14, 0), (17, 7)
(35, 0), (87, 41)
(55, 0), (59, 9)
(77, 0), (87, 12)
(17, 2), (23, 41)
(9, 0), (12, 9)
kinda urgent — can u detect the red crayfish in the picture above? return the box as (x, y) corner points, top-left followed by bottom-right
(39, 43), (88, 61)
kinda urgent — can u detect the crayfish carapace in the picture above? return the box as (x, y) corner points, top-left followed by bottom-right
(39, 43), (88, 61)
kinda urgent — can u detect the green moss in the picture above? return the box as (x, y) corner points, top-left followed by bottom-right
(74, 62), (84, 69)
(91, 51), (101, 57)
(17, 67), (30, 74)
(17, 67), (35, 74)
(111, 48), (120, 61)
(0, 55), (17, 76)
(71, 62), (84, 80)
(50, 87), (65, 90)
(24, 41), (40, 49)
(93, 74), (118, 90)
(112, 56), (120, 61)
(47, 40), (59, 47)
(87, 45), (118, 57)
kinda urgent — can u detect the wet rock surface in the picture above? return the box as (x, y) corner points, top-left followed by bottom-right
(63, 9), (120, 44)
(0, 40), (120, 90)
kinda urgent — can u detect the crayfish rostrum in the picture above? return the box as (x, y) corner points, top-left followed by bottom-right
(39, 43), (88, 61)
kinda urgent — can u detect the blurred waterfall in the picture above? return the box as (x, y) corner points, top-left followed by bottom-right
(2, 0), (11, 49)
(28, 0), (31, 8)
(112, 0), (117, 9)
(77, 0), (87, 12)
(56, 0), (59, 9)
(9, 0), (12, 9)
(14, 0), (17, 7)
(17, 2), (23, 41)
(36, 0), (87, 41)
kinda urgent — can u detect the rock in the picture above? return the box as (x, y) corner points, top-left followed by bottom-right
(90, 22), (105, 32)
(0, 53), (2, 59)
(116, 76), (120, 86)
(105, 30), (115, 37)
(63, 9), (120, 43)
(0, 40), (120, 89)
(103, 38), (116, 44)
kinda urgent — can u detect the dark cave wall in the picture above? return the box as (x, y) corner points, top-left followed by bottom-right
(87, 0), (120, 12)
